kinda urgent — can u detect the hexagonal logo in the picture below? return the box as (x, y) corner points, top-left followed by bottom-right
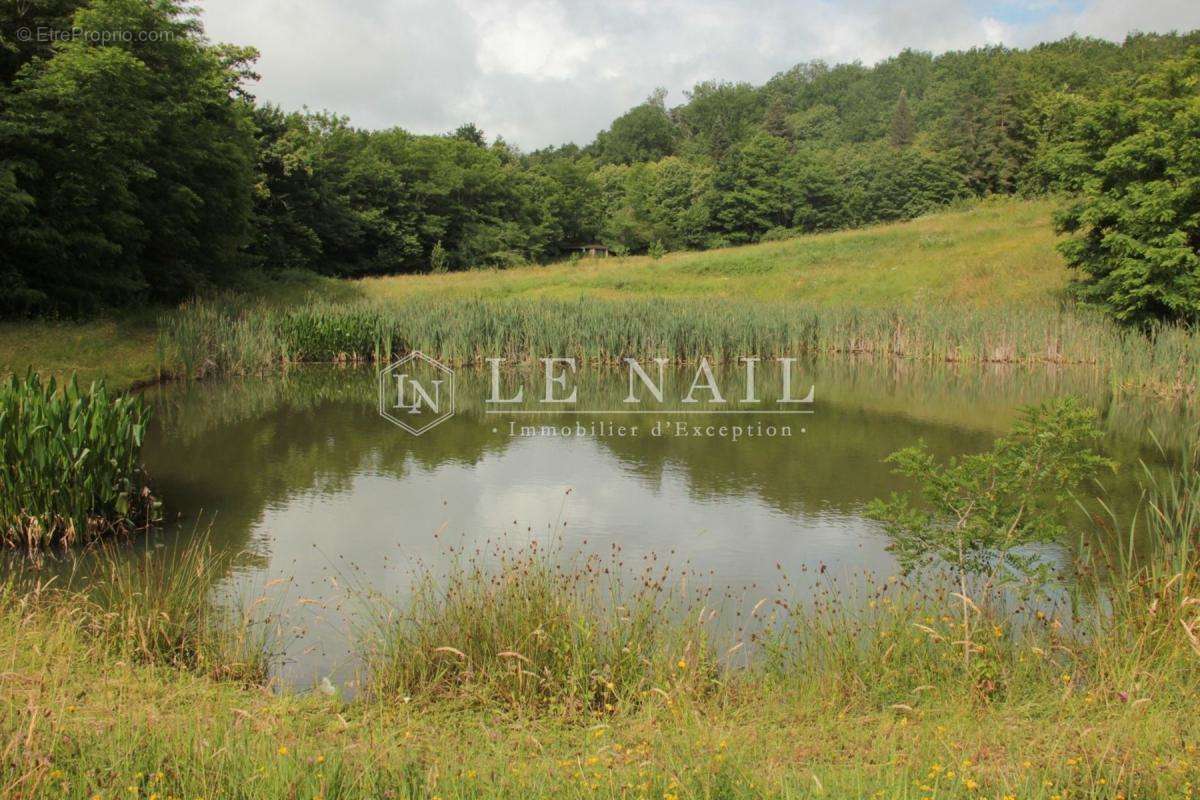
(378, 352), (455, 435)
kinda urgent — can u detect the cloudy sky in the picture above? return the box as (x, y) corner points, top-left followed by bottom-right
(198, 0), (1200, 150)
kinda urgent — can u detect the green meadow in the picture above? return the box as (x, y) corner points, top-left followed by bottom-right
(357, 197), (1067, 306)
(0, 197), (1064, 387)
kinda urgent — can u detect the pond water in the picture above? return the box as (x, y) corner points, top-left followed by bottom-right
(16, 359), (1196, 689)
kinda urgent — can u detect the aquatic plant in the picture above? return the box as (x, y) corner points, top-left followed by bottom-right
(0, 372), (158, 548)
(157, 294), (1200, 399)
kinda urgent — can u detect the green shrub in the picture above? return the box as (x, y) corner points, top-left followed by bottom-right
(0, 372), (158, 548)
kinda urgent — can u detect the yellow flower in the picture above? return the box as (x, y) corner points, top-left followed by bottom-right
(676, 659), (687, 670)
(316, 755), (325, 764)
(277, 746), (288, 756)
(1061, 673), (1072, 684)
(963, 778), (979, 791)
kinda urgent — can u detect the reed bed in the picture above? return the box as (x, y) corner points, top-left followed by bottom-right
(0, 372), (158, 548)
(159, 295), (1199, 398)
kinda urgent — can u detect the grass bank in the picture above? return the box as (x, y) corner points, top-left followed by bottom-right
(3, 547), (1197, 799)
(3, 442), (1199, 799)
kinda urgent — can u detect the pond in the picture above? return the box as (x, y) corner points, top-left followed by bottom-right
(16, 358), (1196, 689)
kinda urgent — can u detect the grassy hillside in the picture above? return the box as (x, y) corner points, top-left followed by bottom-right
(358, 197), (1068, 307)
(1, 197), (1072, 388)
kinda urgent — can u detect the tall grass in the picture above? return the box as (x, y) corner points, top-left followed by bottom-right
(0, 372), (158, 548)
(158, 295), (1199, 398)
(1079, 432), (1200, 687)
(84, 538), (279, 684)
(2, 537), (278, 684)
(359, 539), (719, 713)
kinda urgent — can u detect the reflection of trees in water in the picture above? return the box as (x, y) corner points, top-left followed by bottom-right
(136, 360), (1190, 567)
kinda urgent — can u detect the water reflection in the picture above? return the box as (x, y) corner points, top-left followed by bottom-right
(11, 359), (1194, 687)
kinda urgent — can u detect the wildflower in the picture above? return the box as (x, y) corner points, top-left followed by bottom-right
(1061, 673), (1072, 684)
(963, 778), (978, 791)
(676, 659), (686, 669)
(277, 746), (288, 756)
(316, 755), (325, 764)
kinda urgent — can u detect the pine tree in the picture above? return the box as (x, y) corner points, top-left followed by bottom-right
(763, 97), (793, 141)
(889, 88), (916, 148)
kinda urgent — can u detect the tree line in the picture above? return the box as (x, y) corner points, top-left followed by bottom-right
(1, 0), (1197, 324)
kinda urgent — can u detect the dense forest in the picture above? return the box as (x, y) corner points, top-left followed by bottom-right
(1, 0), (1198, 323)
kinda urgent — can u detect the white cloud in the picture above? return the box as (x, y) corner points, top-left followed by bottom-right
(467, 1), (608, 81)
(196, 0), (1200, 149)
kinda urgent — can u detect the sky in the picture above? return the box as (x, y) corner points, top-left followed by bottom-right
(198, 0), (1200, 150)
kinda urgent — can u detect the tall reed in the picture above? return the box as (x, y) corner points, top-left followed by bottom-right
(0, 372), (158, 548)
(158, 295), (1199, 398)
